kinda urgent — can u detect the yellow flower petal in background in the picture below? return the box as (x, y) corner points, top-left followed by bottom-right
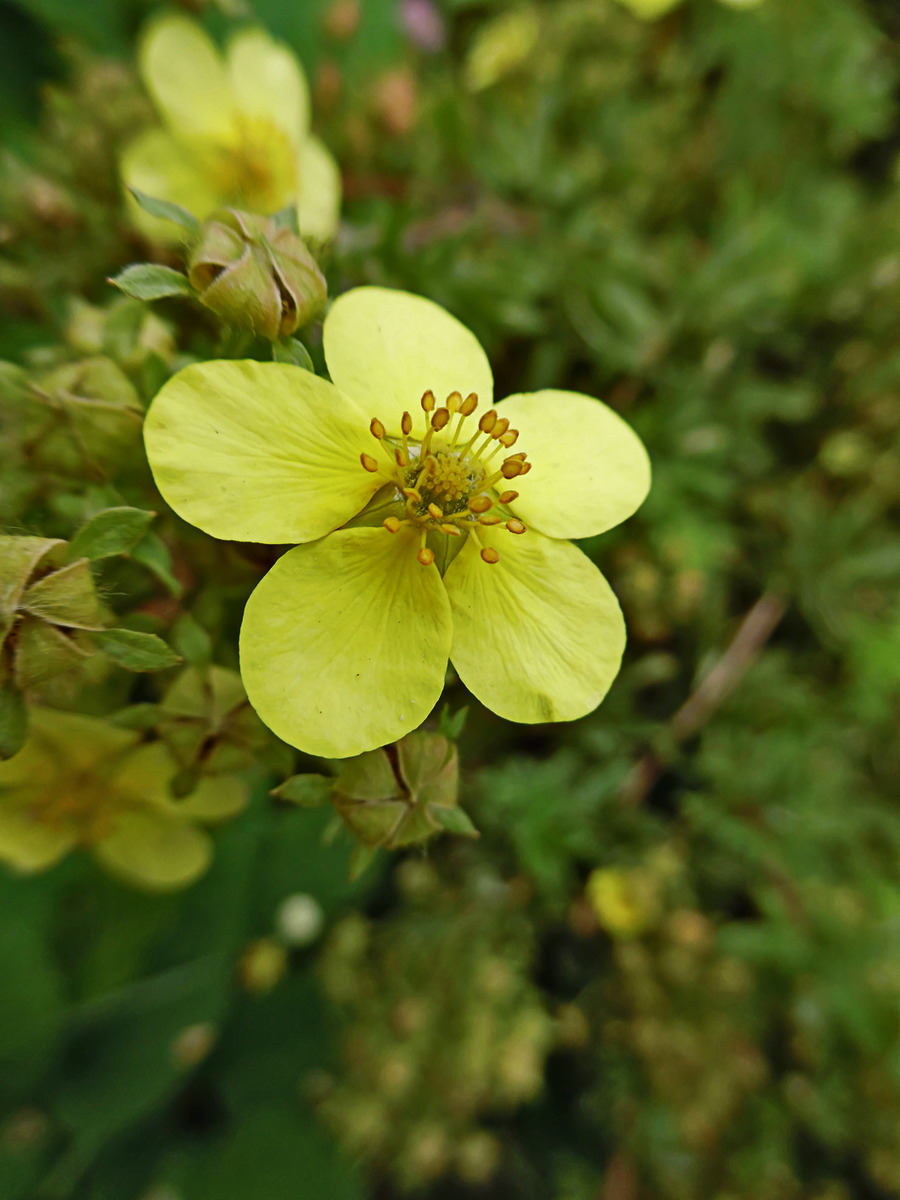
(119, 128), (222, 242)
(226, 27), (310, 147)
(613, 0), (683, 19)
(176, 774), (248, 823)
(323, 287), (494, 433)
(240, 527), (453, 758)
(139, 14), (235, 142)
(445, 527), (626, 724)
(296, 136), (343, 244)
(143, 361), (380, 544)
(93, 808), (212, 892)
(0, 808), (75, 873)
(495, 390), (651, 539)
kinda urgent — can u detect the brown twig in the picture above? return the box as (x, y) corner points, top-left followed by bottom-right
(619, 590), (788, 806)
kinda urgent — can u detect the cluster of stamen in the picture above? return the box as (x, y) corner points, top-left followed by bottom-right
(360, 388), (532, 565)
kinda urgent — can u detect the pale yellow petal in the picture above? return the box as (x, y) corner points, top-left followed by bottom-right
(0, 807), (75, 873)
(227, 27), (309, 146)
(494, 390), (650, 539)
(176, 774), (249, 822)
(295, 136), (342, 243)
(93, 809), (212, 891)
(239, 527), (452, 757)
(323, 288), (493, 433)
(143, 360), (386, 544)
(139, 14), (235, 140)
(120, 128), (222, 242)
(445, 527), (626, 723)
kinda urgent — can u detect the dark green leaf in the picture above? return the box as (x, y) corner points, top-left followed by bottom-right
(0, 680), (28, 760)
(109, 263), (192, 302)
(93, 629), (181, 671)
(272, 337), (315, 371)
(128, 188), (200, 234)
(271, 774), (334, 807)
(68, 507), (156, 561)
(429, 804), (480, 838)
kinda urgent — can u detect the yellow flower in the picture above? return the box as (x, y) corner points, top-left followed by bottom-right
(121, 14), (340, 242)
(587, 866), (660, 938)
(0, 708), (246, 889)
(613, 0), (763, 17)
(143, 288), (650, 758)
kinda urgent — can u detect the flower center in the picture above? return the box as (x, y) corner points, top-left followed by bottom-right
(206, 118), (297, 214)
(28, 770), (128, 845)
(359, 389), (531, 566)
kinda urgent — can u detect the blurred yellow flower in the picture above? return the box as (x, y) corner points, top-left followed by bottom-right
(143, 288), (650, 758)
(0, 708), (246, 890)
(121, 15), (340, 242)
(614, 0), (763, 17)
(587, 866), (660, 938)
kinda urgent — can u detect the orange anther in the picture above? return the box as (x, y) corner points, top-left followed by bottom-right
(384, 517), (402, 533)
(500, 460), (524, 479)
(446, 390), (462, 413)
(498, 429), (519, 447)
(468, 495), (492, 513)
(491, 417), (510, 440)
(506, 518), (526, 534)
(360, 453), (379, 472)
(479, 515), (502, 526)
(421, 389), (436, 412)
(431, 407), (450, 431)
(394, 447), (408, 467)
(480, 547), (500, 564)
(461, 392), (478, 416)
(401, 410), (413, 436)
(427, 503), (444, 520)
(417, 547), (435, 566)
(498, 490), (519, 504)
(505, 451), (527, 462)
(440, 524), (461, 536)
(403, 487), (422, 501)
(518, 461), (532, 475)
(478, 410), (497, 434)
(369, 417), (386, 439)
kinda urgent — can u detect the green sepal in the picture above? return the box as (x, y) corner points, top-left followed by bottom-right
(130, 532), (183, 597)
(67, 507), (156, 562)
(14, 618), (91, 688)
(439, 704), (469, 740)
(429, 805), (480, 839)
(348, 842), (379, 882)
(92, 628), (181, 671)
(20, 560), (104, 630)
(0, 679), (28, 760)
(109, 263), (193, 301)
(273, 337), (315, 372)
(128, 187), (200, 234)
(272, 774), (335, 806)
(110, 703), (162, 730)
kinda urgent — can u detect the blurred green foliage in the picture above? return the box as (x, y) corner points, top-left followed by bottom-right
(3, 0), (900, 1197)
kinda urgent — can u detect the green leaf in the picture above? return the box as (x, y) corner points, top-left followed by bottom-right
(68, 507), (156, 562)
(130, 532), (183, 597)
(272, 774), (334, 807)
(128, 187), (200, 234)
(271, 204), (300, 235)
(170, 614), (213, 667)
(438, 703), (469, 740)
(92, 629), (181, 671)
(20, 559), (104, 629)
(109, 263), (192, 302)
(348, 841), (379, 882)
(110, 703), (161, 730)
(429, 804), (480, 838)
(0, 679), (27, 760)
(272, 336), (314, 371)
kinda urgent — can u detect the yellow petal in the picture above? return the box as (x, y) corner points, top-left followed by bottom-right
(120, 128), (222, 242)
(323, 288), (493, 433)
(296, 136), (342, 243)
(495, 390), (650, 539)
(0, 806), (75, 873)
(143, 360), (383, 544)
(445, 528), (626, 723)
(177, 774), (249, 823)
(613, 0), (682, 17)
(227, 27), (309, 147)
(139, 14), (235, 141)
(93, 809), (212, 891)
(239, 527), (452, 757)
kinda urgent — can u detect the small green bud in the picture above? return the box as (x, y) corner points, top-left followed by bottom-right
(188, 208), (327, 341)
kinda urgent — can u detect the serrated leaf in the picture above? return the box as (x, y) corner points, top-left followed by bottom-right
(0, 680), (27, 760)
(272, 774), (334, 807)
(92, 629), (181, 671)
(429, 805), (480, 838)
(68, 507), (156, 562)
(109, 263), (193, 301)
(273, 337), (315, 371)
(128, 187), (200, 234)
(20, 560), (104, 630)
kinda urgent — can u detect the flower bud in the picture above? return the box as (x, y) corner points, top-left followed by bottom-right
(332, 731), (462, 850)
(188, 209), (327, 341)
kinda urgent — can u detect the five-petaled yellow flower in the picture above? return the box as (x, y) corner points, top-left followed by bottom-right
(121, 14), (340, 242)
(0, 709), (247, 890)
(144, 288), (650, 758)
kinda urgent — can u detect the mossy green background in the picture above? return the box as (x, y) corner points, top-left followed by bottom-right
(3, 0), (900, 1197)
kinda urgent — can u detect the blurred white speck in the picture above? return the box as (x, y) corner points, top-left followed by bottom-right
(276, 893), (325, 947)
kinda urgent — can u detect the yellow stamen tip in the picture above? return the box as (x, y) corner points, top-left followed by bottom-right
(498, 490), (519, 504)
(479, 515), (502, 526)
(480, 547), (500, 564)
(417, 547), (435, 566)
(369, 417), (386, 440)
(431, 407), (450, 431)
(401, 410), (413, 435)
(500, 460), (524, 479)
(468, 495), (492, 513)
(427, 503), (444, 520)
(506, 518), (526, 534)
(421, 389), (436, 413)
(478, 410), (497, 434)
(446, 390), (462, 413)
(461, 392), (478, 416)
(440, 524), (461, 536)
(360, 453), (379, 473)
(394, 447), (408, 466)
(492, 417), (510, 440)
(498, 429), (519, 447)
(384, 517), (402, 533)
